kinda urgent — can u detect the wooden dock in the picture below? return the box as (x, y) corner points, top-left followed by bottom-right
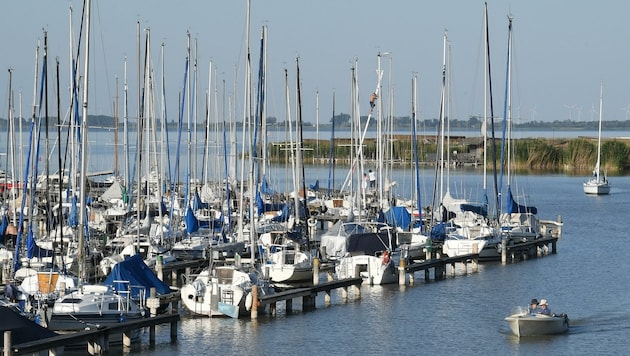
(399, 253), (480, 285)
(3, 312), (179, 356)
(256, 277), (363, 317)
(502, 236), (558, 263)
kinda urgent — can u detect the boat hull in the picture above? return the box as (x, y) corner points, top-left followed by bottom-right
(505, 313), (569, 337)
(583, 180), (610, 195)
(335, 255), (398, 285)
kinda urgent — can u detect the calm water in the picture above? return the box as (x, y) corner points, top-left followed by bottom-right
(3, 128), (630, 177)
(90, 173), (630, 355)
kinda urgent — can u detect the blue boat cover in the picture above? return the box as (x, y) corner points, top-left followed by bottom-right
(103, 254), (172, 299)
(384, 206), (411, 230)
(27, 230), (54, 259)
(459, 203), (488, 217)
(506, 187), (537, 215)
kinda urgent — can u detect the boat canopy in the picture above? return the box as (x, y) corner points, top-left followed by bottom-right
(346, 229), (397, 256)
(383, 206), (412, 230)
(506, 187), (537, 215)
(103, 254), (172, 299)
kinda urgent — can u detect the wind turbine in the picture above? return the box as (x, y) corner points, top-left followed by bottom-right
(621, 104), (630, 120)
(563, 104), (576, 121)
(530, 104), (537, 122)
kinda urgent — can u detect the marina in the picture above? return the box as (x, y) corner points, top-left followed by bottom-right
(2, 1), (630, 355)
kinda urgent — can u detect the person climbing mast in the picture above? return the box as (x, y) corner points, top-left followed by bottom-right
(369, 92), (378, 111)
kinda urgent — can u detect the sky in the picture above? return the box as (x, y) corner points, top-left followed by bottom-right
(2, 0), (630, 126)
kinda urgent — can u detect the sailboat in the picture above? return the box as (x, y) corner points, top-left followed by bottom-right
(583, 83), (610, 195)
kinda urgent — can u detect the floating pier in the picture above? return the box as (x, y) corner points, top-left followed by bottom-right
(3, 312), (179, 356)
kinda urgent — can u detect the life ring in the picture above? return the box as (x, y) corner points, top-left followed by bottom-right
(307, 217), (317, 228)
(382, 251), (390, 265)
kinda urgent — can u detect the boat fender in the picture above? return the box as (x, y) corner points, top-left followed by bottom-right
(382, 251), (390, 265)
(307, 217), (317, 228)
(245, 292), (253, 311)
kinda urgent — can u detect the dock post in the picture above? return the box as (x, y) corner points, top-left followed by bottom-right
(171, 268), (178, 288)
(156, 255), (164, 281)
(501, 239), (507, 265)
(313, 258), (320, 285)
(424, 268), (430, 282)
(251, 285), (259, 319)
(342, 286), (348, 301)
(354, 265), (363, 292)
(170, 315), (178, 341)
(148, 287), (159, 317)
(286, 299), (292, 313)
(150, 323), (156, 345)
(552, 240), (557, 254)
(4, 331), (10, 356)
(398, 259), (406, 286)
(123, 331), (132, 348)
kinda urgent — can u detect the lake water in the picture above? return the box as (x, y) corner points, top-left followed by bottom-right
(3, 128), (630, 179)
(76, 172), (630, 356)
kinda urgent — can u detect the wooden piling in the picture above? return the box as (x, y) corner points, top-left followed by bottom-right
(4, 331), (11, 356)
(472, 244), (479, 272)
(398, 259), (406, 286)
(156, 255), (164, 281)
(251, 285), (259, 319)
(313, 258), (320, 285)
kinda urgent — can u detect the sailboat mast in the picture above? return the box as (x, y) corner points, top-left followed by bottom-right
(77, 0), (91, 282)
(596, 83), (603, 179)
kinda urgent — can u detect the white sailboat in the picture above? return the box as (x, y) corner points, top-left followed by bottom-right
(583, 83), (610, 195)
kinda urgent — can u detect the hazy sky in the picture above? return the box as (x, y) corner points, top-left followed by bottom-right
(2, 1), (630, 125)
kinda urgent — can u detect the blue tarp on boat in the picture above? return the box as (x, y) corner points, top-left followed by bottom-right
(506, 187), (537, 215)
(27, 230), (54, 259)
(384, 206), (412, 230)
(460, 203), (488, 217)
(103, 254), (172, 299)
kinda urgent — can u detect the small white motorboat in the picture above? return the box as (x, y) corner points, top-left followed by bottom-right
(505, 306), (569, 337)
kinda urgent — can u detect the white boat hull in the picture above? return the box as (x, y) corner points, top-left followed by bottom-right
(583, 180), (610, 195)
(505, 312), (569, 337)
(180, 266), (273, 318)
(335, 255), (398, 285)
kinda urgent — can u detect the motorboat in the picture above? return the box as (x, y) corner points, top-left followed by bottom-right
(258, 230), (313, 283)
(320, 220), (398, 285)
(180, 265), (273, 318)
(46, 283), (146, 332)
(504, 306), (569, 337)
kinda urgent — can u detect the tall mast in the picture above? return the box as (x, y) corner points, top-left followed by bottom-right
(77, 0), (91, 282)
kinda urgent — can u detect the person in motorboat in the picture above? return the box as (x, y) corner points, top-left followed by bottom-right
(528, 298), (540, 315)
(537, 299), (551, 315)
